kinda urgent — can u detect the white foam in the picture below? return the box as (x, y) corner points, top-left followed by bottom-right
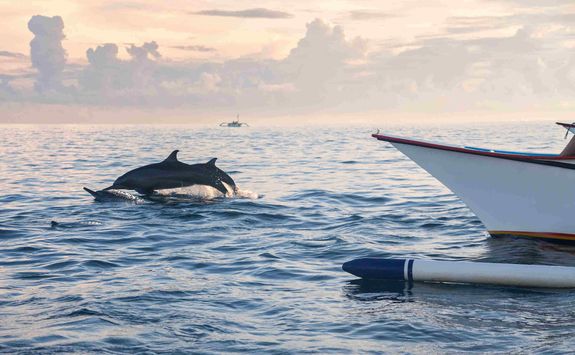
(224, 182), (260, 199)
(154, 183), (259, 200)
(108, 189), (146, 203)
(233, 187), (260, 200)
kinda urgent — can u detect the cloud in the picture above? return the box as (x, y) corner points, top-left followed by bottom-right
(9, 14), (575, 117)
(554, 13), (575, 23)
(0, 75), (16, 98)
(281, 19), (366, 104)
(171, 45), (216, 52)
(446, 12), (575, 32)
(72, 18), (365, 109)
(364, 25), (575, 109)
(194, 8), (292, 19)
(349, 10), (394, 21)
(489, 0), (573, 7)
(27, 15), (67, 93)
(126, 41), (161, 61)
(197, 72), (221, 92)
(0, 50), (26, 59)
(80, 41), (164, 103)
(100, 1), (148, 11)
(81, 43), (122, 94)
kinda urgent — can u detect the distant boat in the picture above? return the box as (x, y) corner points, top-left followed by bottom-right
(373, 122), (575, 242)
(220, 115), (249, 127)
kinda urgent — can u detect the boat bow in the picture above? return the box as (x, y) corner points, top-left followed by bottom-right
(373, 133), (575, 241)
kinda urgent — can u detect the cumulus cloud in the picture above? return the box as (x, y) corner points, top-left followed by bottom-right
(27, 15), (67, 93)
(362, 24), (575, 110)
(194, 8), (292, 19)
(127, 41), (161, 61)
(87, 43), (120, 65)
(81, 43), (122, 94)
(197, 72), (221, 92)
(70, 18), (365, 109)
(80, 41), (163, 103)
(280, 19), (366, 104)
(0, 75), (16, 97)
(9, 13), (575, 116)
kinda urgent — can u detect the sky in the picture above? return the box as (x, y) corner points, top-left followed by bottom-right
(0, 0), (574, 123)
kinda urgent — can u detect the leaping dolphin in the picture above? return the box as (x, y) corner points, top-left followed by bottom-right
(83, 187), (144, 203)
(104, 150), (237, 195)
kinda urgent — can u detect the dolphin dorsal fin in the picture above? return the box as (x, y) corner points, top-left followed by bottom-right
(163, 150), (179, 163)
(207, 158), (217, 166)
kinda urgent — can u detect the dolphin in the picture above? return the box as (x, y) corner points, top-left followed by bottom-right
(83, 187), (144, 203)
(104, 150), (237, 195)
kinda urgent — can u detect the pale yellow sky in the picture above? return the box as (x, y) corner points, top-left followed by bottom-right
(0, 0), (574, 123)
(0, 0), (521, 62)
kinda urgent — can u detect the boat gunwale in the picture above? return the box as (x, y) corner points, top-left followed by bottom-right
(490, 231), (575, 242)
(372, 133), (575, 170)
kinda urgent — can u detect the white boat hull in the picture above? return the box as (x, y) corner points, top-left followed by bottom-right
(375, 134), (575, 241)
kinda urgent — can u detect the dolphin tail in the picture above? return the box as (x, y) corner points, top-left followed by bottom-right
(83, 187), (98, 197)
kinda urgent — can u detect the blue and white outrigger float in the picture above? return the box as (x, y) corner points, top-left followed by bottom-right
(372, 122), (575, 243)
(343, 258), (575, 288)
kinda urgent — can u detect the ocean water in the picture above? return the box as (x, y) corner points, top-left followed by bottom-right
(1, 121), (575, 353)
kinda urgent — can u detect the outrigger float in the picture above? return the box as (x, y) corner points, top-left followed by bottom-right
(373, 122), (575, 243)
(343, 258), (575, 288)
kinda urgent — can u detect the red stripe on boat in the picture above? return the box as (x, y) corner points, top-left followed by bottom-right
(372, 134), (575, 161)
(489, 231), (575, 241)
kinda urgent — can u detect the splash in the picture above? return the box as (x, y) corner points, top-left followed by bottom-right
(107, 189), (146, 203)
(233, 187), (260, 200)
(153, 183), (259, 200)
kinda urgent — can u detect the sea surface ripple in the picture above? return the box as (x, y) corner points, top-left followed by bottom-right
(1, 122), (575, 353)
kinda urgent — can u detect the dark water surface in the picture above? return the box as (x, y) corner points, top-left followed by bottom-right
(1, 122), (575, 353)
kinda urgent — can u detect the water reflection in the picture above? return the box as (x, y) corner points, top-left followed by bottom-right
(2, 121), (575, 352)
(481, 236), (575, 266)
(343, 279), (414, 302)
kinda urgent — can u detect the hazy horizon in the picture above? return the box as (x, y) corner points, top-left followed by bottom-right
(1, 0), (574, 123)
